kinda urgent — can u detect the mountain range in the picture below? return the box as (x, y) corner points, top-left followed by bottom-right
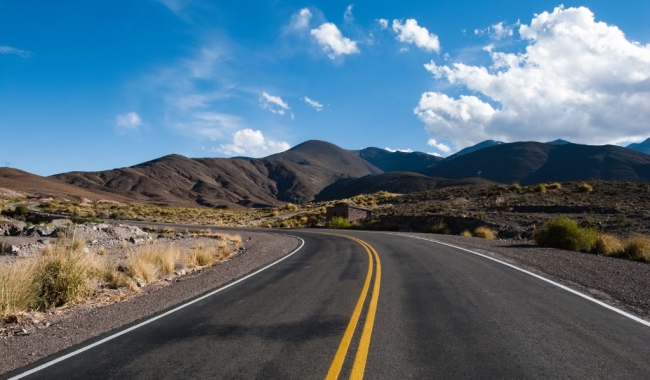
(2, 138), (650, 208)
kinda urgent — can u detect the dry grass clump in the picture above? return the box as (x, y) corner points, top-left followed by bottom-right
(127, 247), (180, 284)
(533, 184), (547, 194)
(192, 248), (215, 266)
(0, 259), (39, 315)
(547, 182), (562, 190)
(617, 235), (650, 263)
(578, 183), (593, 193)
(509, 183), (522, 191)
(473, 227), (496, 239)
(591, 234), (623, 256)
(423, 223), (450, 235)
(460, 230), (472, 237)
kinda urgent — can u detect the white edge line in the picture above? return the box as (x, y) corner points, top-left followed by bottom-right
(385, 232), (650, 328)
(8, 234), (305, 380)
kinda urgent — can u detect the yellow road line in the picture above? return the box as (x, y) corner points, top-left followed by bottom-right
(317, 233), (382, 380)
(325, 236), (374, 380)
(349, 239), (381, 380)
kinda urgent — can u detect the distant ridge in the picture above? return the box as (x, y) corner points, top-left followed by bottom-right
(426, 141), (650, 185)
(627, 138), (650, 155)
(352, 147), (442, 173)
(546, 139), (571, 145)
(447, 140), (503, 159)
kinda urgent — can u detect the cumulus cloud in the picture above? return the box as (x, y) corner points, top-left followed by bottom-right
(311, 23), (360, 59)
(303, 96), (323, 111)
(0, 45), (32, 58)
(344, 5), (354, 22)
(392, 19), (440, 52)
(377, 19), (388, 29)
(116, 112), (142, 132)
(427, 139), (452, 154)
(218, 129), (290, 157)
(385, 147), (413, 153)
(260, 92), (290, 115)
(416, 6), (650, 149)
(291, 8), (312, 30)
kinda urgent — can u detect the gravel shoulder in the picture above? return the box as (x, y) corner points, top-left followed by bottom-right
(0, 229), (299, 375)
(399, 233), (650, 322)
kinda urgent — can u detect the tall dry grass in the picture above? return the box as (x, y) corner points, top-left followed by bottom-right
(0, 259), (39, 316)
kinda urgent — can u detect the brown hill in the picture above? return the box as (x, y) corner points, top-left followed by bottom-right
(314, 172), (495, 201)
(426, 142), (650, 185)
(0, 168), (129, 202)
(52, 140), (383, 208)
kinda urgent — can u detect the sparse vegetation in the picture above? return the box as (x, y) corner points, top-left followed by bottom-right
(578, 183), (593, 193)
(509, 183), (522, 191)
(473, 226), (496, 239)
(547, 182), (562, 190)
(534, 216), (598, 252)
(0, 229), (241, 316)
(460, 230), (472, 237)
(423, 223), (450, 235)
(533, 184), (547, 194)
(328, 216), (350, 229)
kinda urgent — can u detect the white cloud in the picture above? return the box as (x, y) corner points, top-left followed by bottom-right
(427, 152), (443, 157)
(218, 129), (290, 157)
(303, 96), (323, 111)
(416, 6), (650, 149)
(344, 5), (354, 22)
(427, 139), (452, 154)
(385, 147), (413, 153)
(0, 45), (32, 58)
(392, 19), (440, 52)
(260, 92), (290, 115)
(116, 112), (142, 131)
(475, 21), (516, 40)
(291, 8), (313, 30)
(377, 19), (388, 29)
(491, 22), (514, 40)
(310, 23), (360, 59)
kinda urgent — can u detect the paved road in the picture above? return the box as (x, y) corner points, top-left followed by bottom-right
(5, 229), (650, 379)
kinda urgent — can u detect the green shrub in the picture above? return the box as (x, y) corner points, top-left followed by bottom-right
(534, 216), (598, 252)
(533, 184), (547, 194)
(329, 217), (350, 229)
(509, 183), (522, 191)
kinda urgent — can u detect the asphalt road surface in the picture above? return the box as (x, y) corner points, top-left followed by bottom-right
(6, 229), (650, 379)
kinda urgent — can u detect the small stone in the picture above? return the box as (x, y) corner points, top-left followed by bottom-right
(82, 248), (90, 254)
(165, 276), (173, 282)
(4, 245), (21, 255)
(136, 280), (145, 288)
(37, 239), (50, 245)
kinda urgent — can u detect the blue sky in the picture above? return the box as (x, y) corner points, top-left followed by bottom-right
(1, 1), (649, 175)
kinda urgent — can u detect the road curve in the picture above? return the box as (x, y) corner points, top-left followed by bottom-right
(4, 228), (650, 379)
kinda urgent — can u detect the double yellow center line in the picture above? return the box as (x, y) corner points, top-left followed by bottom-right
(325, 235), (382, 380)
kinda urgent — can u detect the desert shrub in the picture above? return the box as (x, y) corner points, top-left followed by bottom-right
(423, 223), (450, 235)
(618, 236), (650, 263)
(474, 227), (496, 239)
(460, 230), (472, 237)
(509, 183), (521, 191)
(193, 249), (215, 266)
(329, 217), (350, 229)
(591, 234), (623, 256)
(0, 259), (39, 315)
(534, 216), (598, 252)
(547, 182), (562, 190)
(533, 184), (547, 194)
(578, 183), (593, 193)
(117, 241), (127, 249)
(36, 248), (101, 308)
